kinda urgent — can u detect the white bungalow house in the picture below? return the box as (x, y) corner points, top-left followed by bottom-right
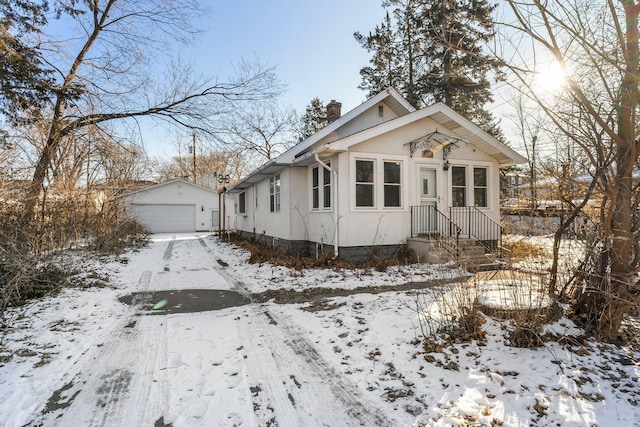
(227, 88), (527, 263)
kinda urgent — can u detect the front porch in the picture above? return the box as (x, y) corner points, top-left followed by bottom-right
(408, 205), (503, 271)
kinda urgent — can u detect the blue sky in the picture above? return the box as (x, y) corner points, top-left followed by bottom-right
(155, 1), (524, 161)
(188, 1), (386, 114)
(66, 0), (526, 162)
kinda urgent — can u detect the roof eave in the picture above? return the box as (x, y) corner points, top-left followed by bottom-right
(227, 160), (286, 193)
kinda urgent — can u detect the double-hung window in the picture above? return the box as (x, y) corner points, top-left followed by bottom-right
(354, 157), (404, 209)
(451, 165), (490, 208)
(270, 174), (280, 212)
(238, 192), (246, 214)
(311, 163), (332, 210)
(383, 161), (401, 207)
(451, 166), (466, 207)
(312, 167), (320, 209)
(474, 167), (488, 208)
(323, 166), (331, 208)
(254, 185), (258, 209)
(355, 160), (375, 207)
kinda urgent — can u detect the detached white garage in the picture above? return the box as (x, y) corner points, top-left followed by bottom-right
(122, 179), (220, 233)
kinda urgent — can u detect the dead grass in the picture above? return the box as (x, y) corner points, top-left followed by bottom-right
(501, 239), (549, 262)
(0, 197), (148, 314)
(226, 232), (414, 272)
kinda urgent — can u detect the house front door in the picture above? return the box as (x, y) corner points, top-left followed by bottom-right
(419, 167), (438, 207)
(418, 167), (439, 233)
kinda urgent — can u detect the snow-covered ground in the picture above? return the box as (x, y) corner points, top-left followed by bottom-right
(0, 233), (638, 426)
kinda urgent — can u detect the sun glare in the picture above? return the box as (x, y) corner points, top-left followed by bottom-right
(534, 62), (568, 93)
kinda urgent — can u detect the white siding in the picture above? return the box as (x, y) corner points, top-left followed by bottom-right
(231, 104), (507, 249)
(334, 116), (502, 247)
(123, 180), (219, 233)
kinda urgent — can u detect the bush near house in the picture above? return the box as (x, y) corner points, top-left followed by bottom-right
(225, 232), (416, 272)
(0, 192), (147, 315)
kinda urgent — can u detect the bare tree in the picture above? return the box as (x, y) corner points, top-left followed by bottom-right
(495, 0), (639, 340)
(508, 92), (544, 211)
(4, 0), (281, 223)
(92, 134), (150, 188)
(216, 99), (298, 165)
(153, 147), (245, 186)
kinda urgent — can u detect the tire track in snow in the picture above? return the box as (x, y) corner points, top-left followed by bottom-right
(200, 237), (394, 426)
(59, 313), (169, 427)
(238, 307), (304, 427)
(34, 239), (173, 426)
(268, 309), (392, 426)
(245, 306), (392, 426)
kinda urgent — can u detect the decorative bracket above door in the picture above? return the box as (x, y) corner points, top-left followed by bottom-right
(408, 129), (468, 159)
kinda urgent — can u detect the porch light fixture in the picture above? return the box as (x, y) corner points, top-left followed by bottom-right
(443, 160), (450, 171)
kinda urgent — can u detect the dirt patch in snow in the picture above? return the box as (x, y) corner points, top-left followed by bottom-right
(252, 277), (459, 306)
(119, 289), (251, 314)
(118, 277), (461, 314)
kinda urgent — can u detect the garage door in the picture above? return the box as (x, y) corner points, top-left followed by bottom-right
(131, 204), (196, 233)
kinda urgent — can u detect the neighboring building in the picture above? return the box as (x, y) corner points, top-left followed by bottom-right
(122, 179), (222, 233)
(501, 169), (528, 199)
(227, 88), (527, 262)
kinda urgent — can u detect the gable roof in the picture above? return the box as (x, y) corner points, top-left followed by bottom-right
(228, 88), (414, 193)
(229, 89), (526, 193)
(121, 178), (219, 198)
(320, 103), (526, 166)
(276, 87), (415, 165)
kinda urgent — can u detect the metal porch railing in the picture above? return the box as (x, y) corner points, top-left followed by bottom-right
(449, 206), (502, 255)
(410, 205), (461, 256)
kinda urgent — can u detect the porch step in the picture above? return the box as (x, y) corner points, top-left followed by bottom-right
(407, 236), (503, 272)
(456, 238), (503, 272)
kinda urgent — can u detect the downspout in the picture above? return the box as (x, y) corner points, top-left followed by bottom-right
(314, 153), (339, 258)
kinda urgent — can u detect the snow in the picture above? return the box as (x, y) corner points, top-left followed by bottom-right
(0, 233), (638, 426)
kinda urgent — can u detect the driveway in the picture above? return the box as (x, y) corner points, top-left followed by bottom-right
(6, 234), (640, 427)
(32, 234), (404, 426)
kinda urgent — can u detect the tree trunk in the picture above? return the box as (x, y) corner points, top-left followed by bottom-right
(22, 129), (59, 223)
(596, 0), (640, 340)
(574, 0), (640, 341)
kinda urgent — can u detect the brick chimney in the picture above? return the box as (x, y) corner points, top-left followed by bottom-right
(326, 100), (342, 123)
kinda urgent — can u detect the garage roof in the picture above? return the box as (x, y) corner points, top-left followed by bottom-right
(121, 178), (219, 198)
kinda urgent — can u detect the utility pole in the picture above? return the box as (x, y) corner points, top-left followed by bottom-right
(530, 135), (537, 212)
(192, 133), (197, 184)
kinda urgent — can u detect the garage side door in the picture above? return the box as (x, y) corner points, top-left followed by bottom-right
(131, 204), (196, 233)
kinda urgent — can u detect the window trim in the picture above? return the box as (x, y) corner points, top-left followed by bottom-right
(311, 166), (320, 210)
(309, 162), (333, 211)
(269, 174), (280, 213)
(254, 184), (258, 209)
(323, 165), (331, 209)
(451, 166), (467, 208)
(355, 159), (376, 208)
(448, 162), (493, 209)
(350, 154), (406, 211)
(473, 167), (488, 208)
(238, 191), (246, 215)
(383, 160), (402, 208)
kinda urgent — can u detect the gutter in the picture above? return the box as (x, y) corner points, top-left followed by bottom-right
(314, 151), (339, 258)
